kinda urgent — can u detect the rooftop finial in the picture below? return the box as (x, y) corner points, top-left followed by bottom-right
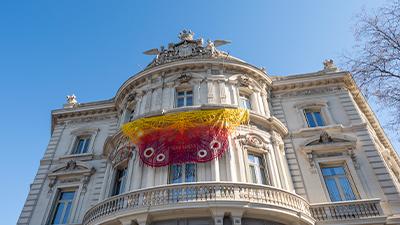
(178, 29), (194, 41)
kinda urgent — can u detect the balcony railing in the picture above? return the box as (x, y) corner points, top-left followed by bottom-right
(310, 198), (383, 222)
(83, 182), (311, 225)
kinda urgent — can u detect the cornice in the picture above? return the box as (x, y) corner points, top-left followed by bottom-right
(271, 71), (349, 92)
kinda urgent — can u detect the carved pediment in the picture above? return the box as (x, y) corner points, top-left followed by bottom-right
(48, 160), (96, 193)
(304, 131), (356, 149)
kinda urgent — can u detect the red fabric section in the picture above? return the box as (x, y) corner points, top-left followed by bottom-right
(137, 125), (229, 167)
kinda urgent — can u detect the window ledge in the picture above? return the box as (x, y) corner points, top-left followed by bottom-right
(59, 153), (94, 161)
(292, 124), (344, 137)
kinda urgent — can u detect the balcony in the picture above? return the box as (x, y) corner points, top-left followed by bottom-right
(83, 182), (313, 225)
(310, 198), (386, 224)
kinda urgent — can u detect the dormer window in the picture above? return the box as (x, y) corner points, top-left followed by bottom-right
(239, 94), (252, 110)
(176, 90), (193, 107)
(72, 136), (90, 154)
(304, 108), (325, 127)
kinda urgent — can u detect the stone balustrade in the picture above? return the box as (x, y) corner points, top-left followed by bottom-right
(310, 198), (383, 222)
(83, 182), (311, 225)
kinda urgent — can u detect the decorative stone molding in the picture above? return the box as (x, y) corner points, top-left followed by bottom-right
(48, 160), (95, 193)
(274, 86), (345, 98)
(236, 133), (269, 151)
(301, 131), (358, 169)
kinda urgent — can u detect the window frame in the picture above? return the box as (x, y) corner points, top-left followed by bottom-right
(319, 162), (360, 202)
(294, 100), (333, 129)
(175, 89), (194, 108)
(246, 152), (270, 185)
(48, 188), (76, 225)
(71, 135), (91, 155)
(239, 93), (252, 110)
(304, 108), (325, 128)
(111, 166), (128, 196)
(168, 163), (197, 184)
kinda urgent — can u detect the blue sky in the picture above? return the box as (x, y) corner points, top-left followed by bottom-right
(0, 1), (397, 224)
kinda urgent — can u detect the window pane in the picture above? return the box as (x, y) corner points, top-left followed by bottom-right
(76, 139), (84, 153)
(82, 139), (90, 153)
(62, 202), (72, 224)
(177, 91), (185, 96)
(170, 165), (182, 183)
(51, 203), (64, 224)
(245, 99), (251, 109)
(313, 111), (325, 126)
(339, 177), (356, 200)
(250, 166), (257, 183)
(186, 96), (193, 106)
(325, 178), (342, 201)
(177, 98), (184, 107)
(260, 168), (267, 185)
(185, 164), (196, 182)
(186, 90), (193, 95)
(333, 166), (345, 175)
(305, 112), (316, 127)
(321, 167), (334, 176)
(247, 154), (255, 163)
(60, 191), (75, 200)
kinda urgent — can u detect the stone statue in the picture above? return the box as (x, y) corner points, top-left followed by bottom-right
(67, 94), (78, 105)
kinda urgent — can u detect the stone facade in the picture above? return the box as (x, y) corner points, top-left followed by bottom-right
(18, 31), (400, 225)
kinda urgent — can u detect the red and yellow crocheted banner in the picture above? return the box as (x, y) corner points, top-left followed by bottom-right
(122, 108), (249, 167)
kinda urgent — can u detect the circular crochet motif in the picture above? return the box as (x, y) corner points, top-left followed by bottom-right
(156, 153), (166, 162)
(198, 149), (208, 158)
(143, 147), (155, 158)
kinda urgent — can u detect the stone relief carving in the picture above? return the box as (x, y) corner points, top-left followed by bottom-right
(237, 133), (269, 151)
(143, 30), (231, 68)
(109, 137), (134, 167)
(48, 160), (96, 193)
(177, 73), (192, 83)
(238, 75), (251, 88)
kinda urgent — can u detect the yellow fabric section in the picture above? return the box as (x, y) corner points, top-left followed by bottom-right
(122, 108), (249, 144)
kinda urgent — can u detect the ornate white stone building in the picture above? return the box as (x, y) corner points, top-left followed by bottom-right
(18, 31), (400, 225)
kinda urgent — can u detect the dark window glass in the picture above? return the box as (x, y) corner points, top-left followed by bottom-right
(169, 163), (196, 184)
(112, 168), (127, 196)
(50, 191), (75, 224)
(176, 90), (193, 107)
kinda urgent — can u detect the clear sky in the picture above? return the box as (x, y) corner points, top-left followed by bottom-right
(0, 1), (397, 224)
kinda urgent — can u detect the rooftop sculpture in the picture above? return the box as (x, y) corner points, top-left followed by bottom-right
(143, 30), (231, 68)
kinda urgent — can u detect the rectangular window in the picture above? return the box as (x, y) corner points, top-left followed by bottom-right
(247, 153), (269, 185)
(169, 164), (197, 184)
(304, 109), (325, 127)
(176, 90), (193, 107)
(321, 164), (357, 202)
(50, 190), (75, 224)
(239, 94), (252, 110)
(112, 167), (127, 196)
(72, 136), (90, 154)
